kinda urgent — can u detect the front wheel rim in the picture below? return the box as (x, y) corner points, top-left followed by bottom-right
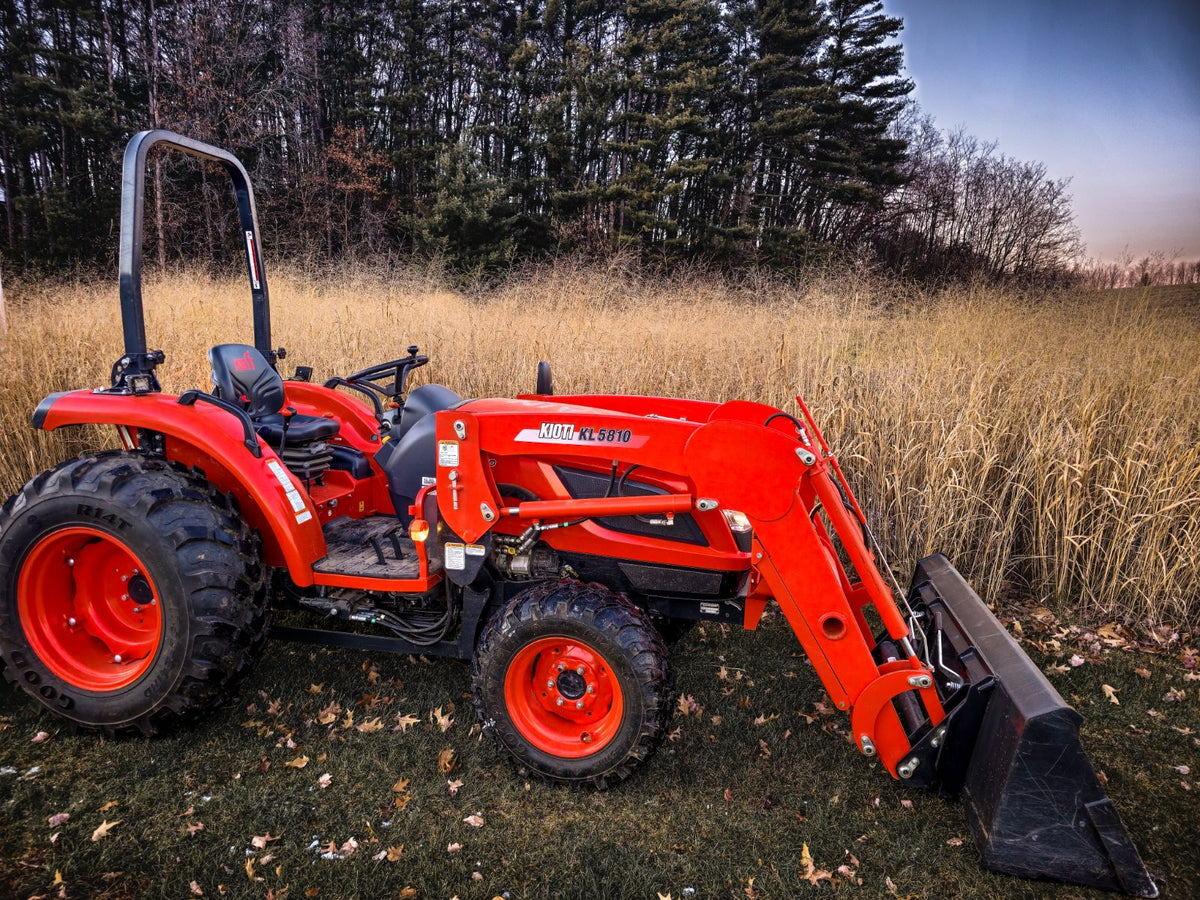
(503, 636), (625, 758)
(16, 526), (163, 691)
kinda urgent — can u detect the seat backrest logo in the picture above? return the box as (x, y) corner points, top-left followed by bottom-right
(235, 351), (256, 372)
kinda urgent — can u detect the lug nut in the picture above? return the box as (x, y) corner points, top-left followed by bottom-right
(575, 700), (583, 709)
(121, 594), (129, 601)
(587, 684), (595, 694)
(546, 679), (555, 688)
(556, 662), (565, 672)
(576, 665), (585, 675)
(556, 698), (564, 707)
(121, 575), (128, 582)
(133, 606), (142, 613)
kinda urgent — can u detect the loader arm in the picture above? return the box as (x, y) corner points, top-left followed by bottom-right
(434, 394), (1157, 897)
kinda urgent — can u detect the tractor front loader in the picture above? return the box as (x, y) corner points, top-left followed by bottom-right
(0, 132), (1156, 897)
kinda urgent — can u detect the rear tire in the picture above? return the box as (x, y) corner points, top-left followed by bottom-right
(0, 451), (268, 735)
(471, 580), (673, 788)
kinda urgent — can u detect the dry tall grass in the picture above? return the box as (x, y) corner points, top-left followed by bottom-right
(1, 264), (1196, 630)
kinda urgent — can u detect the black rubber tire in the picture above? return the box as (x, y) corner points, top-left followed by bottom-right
(471, 580), (674, 789)
(0, 451), (268, 736)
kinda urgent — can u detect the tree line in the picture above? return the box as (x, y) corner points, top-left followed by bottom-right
(2, 0), (1095, 280)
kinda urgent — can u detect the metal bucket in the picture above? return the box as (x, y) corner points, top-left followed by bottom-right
(903, 554), (1157, 897)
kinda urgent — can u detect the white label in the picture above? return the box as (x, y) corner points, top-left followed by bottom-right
(444, 542), (465, 570)
(266, 460), (308, 513)
(438, 440), (460, 467)
(465, 543), (486, 557)
(245, 231), (261, 289)
(295, 510), (313, 524)
(421, 476), (437, 487)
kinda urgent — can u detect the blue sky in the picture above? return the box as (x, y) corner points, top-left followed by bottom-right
(883, 0), (1200, 260)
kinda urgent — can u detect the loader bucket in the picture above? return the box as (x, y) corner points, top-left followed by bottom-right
(906, 554), (1157, 897)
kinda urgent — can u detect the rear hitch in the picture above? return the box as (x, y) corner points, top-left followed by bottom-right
(901, 553), (1157, 897)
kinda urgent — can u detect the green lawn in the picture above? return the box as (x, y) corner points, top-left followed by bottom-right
(2, 609), (1196, 899)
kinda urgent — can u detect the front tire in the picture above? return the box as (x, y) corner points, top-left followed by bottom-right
(471, 580), (673, 788)
(0, 452), (268, 735)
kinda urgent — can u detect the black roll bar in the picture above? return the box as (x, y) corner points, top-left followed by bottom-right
(114, 130), (273, 392)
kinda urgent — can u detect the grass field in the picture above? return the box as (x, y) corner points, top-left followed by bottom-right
(0, 266), (1197, 898)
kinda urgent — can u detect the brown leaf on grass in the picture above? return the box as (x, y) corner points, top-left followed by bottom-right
(178, 806), (195, 817)
(799, 843), (831, 886)
(48, 812), (70, 827)
(676, 694), (703, 717)
(366, 663), (380, 684)
(1097, 770), (1109, 786)
(386, 844), (404, 862)
(308, 683), (324, 694)
(1135, 668), (1152, 679)
(886, 876), (899, 895)
(1174, 764), (1191, 775)
(189, 881), (203, 896)
(1069, 654), (1086, 667)
(339, 837), (359, 857)
(394, 713), (420, 733)
(463, 814), (484, 828)
(32, 730), (50, 743)
(184, 821), (205, 837)
(251, 833), (278, 849)
(341, 709), (355, 729)
(98, 800), (119, 813)
(753, 713), (779, 726)
(1102, 684), (1120, 705)
(1048, 663), (1070, 675)
(91, 819), (120, 842)
(285, 755), (310, 769)
(447, 779), (464, 796)
(399, 888), (417, 899)
(447, 842), (462, 853)
(355, 717), (385, 733)
(438, 748), (458, 774)
(432, 706), (455, 732)
(723, 788), (734, 802)
(317, 773), (332, 788)
(392, 777), (411, 793)
(316, 702), (341, 725)
(1164, 687), (1186, 703)
(946, 836), (964, 847)
(266, 698), (283, 716)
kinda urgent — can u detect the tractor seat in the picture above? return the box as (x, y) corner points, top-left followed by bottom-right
(208, 343), (338, 447)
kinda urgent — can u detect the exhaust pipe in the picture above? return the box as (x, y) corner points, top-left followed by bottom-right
(903, 554), (1157, 897)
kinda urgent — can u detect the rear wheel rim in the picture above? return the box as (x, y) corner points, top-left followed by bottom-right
(16, 526), (163, 691)
(503, 636), (625, 758)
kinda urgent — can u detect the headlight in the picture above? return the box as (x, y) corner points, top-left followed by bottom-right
(721, 509), (752, 533)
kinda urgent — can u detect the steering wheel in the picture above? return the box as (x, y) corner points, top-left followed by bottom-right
(323, 345), (429, 429)
(345, 345), (429, 398)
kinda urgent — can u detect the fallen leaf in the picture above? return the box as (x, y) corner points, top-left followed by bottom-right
(463, 814), (484, 827)
(341, 709), (355, 729)
(433, 706), (455, 732)
(886, 876), (899, 895)
(32, 731), (50, 743)
(394, 713), (420, 733)
(799, 842), (831, 886)
(399, 888), (417, 899)
(900, 799), (913, 809)
(308, 683), (324, 694)
(317, 702), (341, 725)
(285, 755), (310, 769)
(251, 833), (278, 849)
(317, 773), (332, 789)
(98, 800), (119, 813)
(1174, 765), (1191, 775)
(947, 836), (964, 847)
(48, 812), (70, 828)
(372, 849), (387, 861)
(1069, 654), (1086, 667)
(438, 748), (458, 774)
(1164, 687), (1186, 703)
(447, 778), (464, 796)
(753, 713), (779, 726)
(244, 859), (257, 881)
(386, 844), (404, 862)
(355, 717), (385, 733)
(339, 837), (358, 857)
(392, 777), (411, 793)
(1134, 668), (1152, 680)
(185, 821), (205, 837)
(447, 842), (462, 853)
(189, 881), (203, 896)
(91, 819), (120, 842)
(1102, 684), (1120, 705)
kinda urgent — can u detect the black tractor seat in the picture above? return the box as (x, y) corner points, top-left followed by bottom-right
(255, 412), (338, 445)
(208, 343), (339, 449)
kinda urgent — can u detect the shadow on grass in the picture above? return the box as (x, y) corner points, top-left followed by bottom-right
(1, 613), (1195, 899)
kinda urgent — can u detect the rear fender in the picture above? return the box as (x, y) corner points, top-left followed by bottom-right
(34, 389), (325, 585)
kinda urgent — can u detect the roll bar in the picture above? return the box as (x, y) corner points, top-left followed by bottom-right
(113, 130), (274, 392)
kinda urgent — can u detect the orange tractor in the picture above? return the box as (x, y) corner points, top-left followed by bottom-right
(0, 132), (1156, 896)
